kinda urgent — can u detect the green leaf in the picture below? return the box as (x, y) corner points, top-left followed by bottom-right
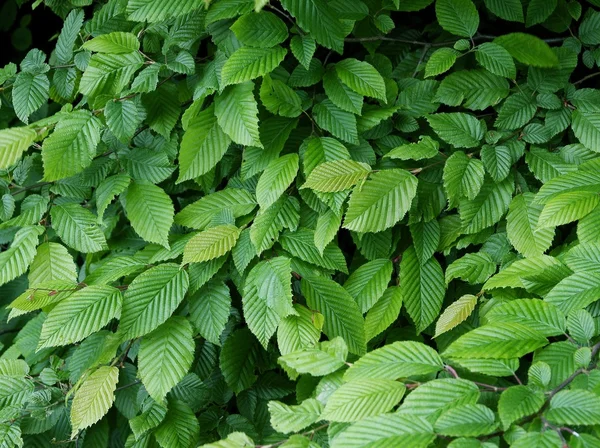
(126, 0), (204, 22)
(268, 399), (323, 433)
(215, 81), (262, 147)
(154, 399), (200, 448)
(50, 203), (107, 253)
(313, 99), (359, 145)
(484, 299), (566, 337)
(260, 74), (303, 117)
(56, 9), (84, 64)
(123, 180), (174, 248)
(330, 413), (434, 448)
(444, 323), (548, 359)
(251, 195), (300, 254)
(105, 99), (141, 143)
(571, 110), (600, 152)
(42, 110), (102, 181)
(435, 70), (509, 111)
(459, 176), (514, 234)
(443, 151), (485, 207)
(483, 0), (524, 22)
(507, 193), (555, 257)
(434, 404), (497, 437)
(302, 159), (371, 193)
(231, 11), (288, 48)
(0, 127), (37, 170)
(425, 48), (458, 78)
(70, 366), (119, 437)
(277, 304), (321, 356)
(343, 169), (418, 233)
(28, 242), (77, 287)
(79, 52), (143, 99)
(544, 271), (600, 315)
(189, 281), (231, 346)
(364, 286), (403, 341)
(95, 174), (131, 223)
(494, 33), (559, 67)
(545, 390), (600, 426)
(579, 9), (600, 45)
(344, 340), (443, 381)
(343, 259), (392, 313)
(290, 35), (316, 70)
(322, 68), (363, 115)
(435, 294), (478, 337)
(178, 104), (232, 183)
(280, 228), (347, 273)
(481, 145), (511, 181)
(278, 337), (347, 379)
(221, 46), (287, 86)
(182, 224), (241, 264)
(82, 32), (140, 54)
(498, 386), (545, 429)
(537, 191), (600, 228)
(280, 0), (346, 53)
(398, 378), (479, 418)
(321, 379), (406, 422)
(220, 328), (261, 393)
(138, 316), (194, 402)
(256, 154), (299, 210)
(301, 275), (366, 355)
(400, 245), (446, 333)
(12, 72), (49, 124)
(436, 0), (479, 37)
(475, 42), (516, 79)
(445, 252), (496, 285)
(314, 209), (342, 255)
(427, 113), (485, 148)
(118, 264), (189, 340)
(38, 285), (121, 349)
(0, 226), (42, 287)
(385, 136), (439, 161)
(335, 59), (386, 101)
(526, 0), (557, 27)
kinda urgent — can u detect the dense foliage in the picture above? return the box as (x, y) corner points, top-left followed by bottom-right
(5, 0), (600, 446)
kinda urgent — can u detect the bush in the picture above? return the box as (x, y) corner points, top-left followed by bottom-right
(1, 0), (600, 446)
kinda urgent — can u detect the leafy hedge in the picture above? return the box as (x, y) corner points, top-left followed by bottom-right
(3, 0), (600, 446)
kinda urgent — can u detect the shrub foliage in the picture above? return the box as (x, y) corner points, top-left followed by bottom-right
(2, 0), (600, 446)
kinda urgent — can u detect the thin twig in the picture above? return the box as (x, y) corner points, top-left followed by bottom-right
(413, 44), (431, 78)
(10, 182), (52, 196)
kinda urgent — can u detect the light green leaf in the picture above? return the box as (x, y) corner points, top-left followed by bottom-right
(507, 193), (555, 257)
(343, 259), (392, 313)
(313, 99), (359, 145)
(12, 72), (49, 124)
(481, 144), (511, 181)
(38, 285), (122, 349)
(425, 47), (458, 78)
(343, 169), (417, 233)
(537, 191), (600, 228)
(290, 35), (316, 70)
(435, 69), (509, 111)
(118, 263), (189, 340)
(182, 224), (241, 264)
(28, 242), (77, 287)
(445, 253), (496, 285)
(444, 323), (548, 359)
(398, 378), (479, 418)
(434, 404), (497, 437)
(344, 340), (443, 381)
(278, 337), (346, 379)
(385, 136), (439, 161)
(544, 271), (600, 315)
(545, 390), (600, 426)
(459, 176), (514, 234)
(79, 52), (143, 98)
(400, 245), (446, 333)
(123, 180), (174, 248)
(0, 226), (42, 287)
(435, 294), (478, 338)
(95, 174), (131, 223)
(280, 228), (347, 273)
(56, 9), (84, 64)
(301, 275), (366, 355)
(126, 0), (204, 22)
(571, 110), (600, 152)
(70, 366), (119, 437)
(221, 46), (287, 86)
(302, 159), (371, 193)
(215, 81), (262, 147)
(475, 42), (516, 79)
(268, 399), (323, 434)
(260, 74), (303, 117)
(138, 316), (194, 402)
(105, 99), (142, 143)
(277, 304), (322, 356)
(364, 286), (403, 341)
(322, 68), (363, 115)
(484, 299), (566, 337)
(50, 203), (107, 253)
(0, 127), (37, 170)
(250, 195), (300, 254)
(154, 399), (200, 448)
(189, 281), (231, 346)
(314, 209), (342, 256)
(436, 0), (479, 37)
(443, 151), (485, 207)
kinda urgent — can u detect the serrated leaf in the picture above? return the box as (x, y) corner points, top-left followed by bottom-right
(537, 190), (600, 228)
(435, 70), (509, 111)
(398, 378), (479, 418)
(153, 399), (200, 448)
(79, 52), (143, 98)
(12, 72), (49, 124)
(123, 180), (174, 248)
(434, 404), (497, 437)
(425, 48), (458, 78)
(483, 0), (524, 22)
(322, 68), (363, 115)
(302, 159), (371, 193)
(290, 35), (316, 70)
(189, 281), (231, 346)
(182, 224), (241, 264)
(364, 286), (403, 341)
(215, 81), (261, 147)
(475, 42), (516, 79)
(268, 399), (323, 434)
(256, 154), (299, 209)
(445, 253), (496, 285)
(401, 246), (445, 333)
(526, 0), (557, 27)
(507, 193), (555, 257)
(427, 113), (485, 148)
(313, 99), (359, 145)
(70, 366), (118, 437)
(0, 127), (37, 170)
(481, 145), (511, 181)
(95, 174), (131, 223)
(51, 203), (107, 253)
(82, 32), (140, 53)
(126, 0), (204, 22)
(118, 264), (189, 340)
(498, 385), (545, 429)
(494, 33), (559, 67)
(443, 151), (485, 207)
(321, 379), (406, 422)
(220, 328), (261, 393)
(444, 323), (548, 359)
(459, 176), (514, 234)
(230, 11), (288, 48)
(221, 46), (287, 86)
(28, 242), (77, 287)
(436, 0), (479, 37)
(343, 259), (392, 314)
(335, 59), (386, 101)
(38, 285), (122, 349)
(138, 316), (194, 402)
(435, 294), (478, 337)
(0, 226), (42, 287)
(545, 390), (600, 426)
(280, 228), (347, 273)
(301, 275), (365, 355)
(277, 304), (321, 356)
(485, 299), (566, 337)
